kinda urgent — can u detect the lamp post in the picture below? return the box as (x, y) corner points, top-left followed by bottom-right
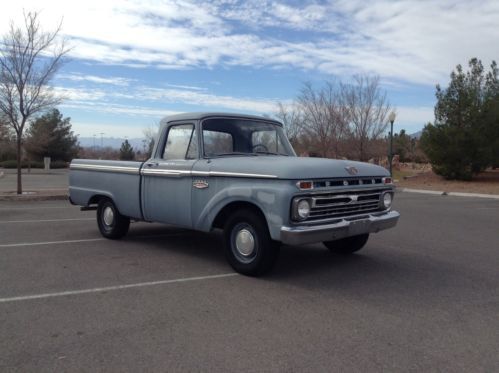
(388, 111), (396, 176)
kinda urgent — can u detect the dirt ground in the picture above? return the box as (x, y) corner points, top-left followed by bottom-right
(394, 166), (499, 195)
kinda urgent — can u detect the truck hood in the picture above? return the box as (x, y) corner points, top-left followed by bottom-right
(207, 156), (389, 179)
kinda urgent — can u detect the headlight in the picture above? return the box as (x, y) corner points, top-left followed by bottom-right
(382, 192), (393, 209)
(295, 199), (311, 220)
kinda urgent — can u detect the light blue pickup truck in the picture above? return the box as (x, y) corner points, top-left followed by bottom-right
(70, 112), (399, 276)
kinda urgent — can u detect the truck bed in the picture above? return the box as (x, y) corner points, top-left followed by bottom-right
(69, 159), (144, 220)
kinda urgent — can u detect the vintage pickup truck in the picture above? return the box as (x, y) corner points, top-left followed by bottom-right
(69, 112), (399, 276)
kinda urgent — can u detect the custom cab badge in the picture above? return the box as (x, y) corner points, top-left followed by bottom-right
(193, 180), (209, 189)
(345, 166), (358, 175)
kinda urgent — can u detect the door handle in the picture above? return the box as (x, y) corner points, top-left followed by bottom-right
(146, 162), (159, 167)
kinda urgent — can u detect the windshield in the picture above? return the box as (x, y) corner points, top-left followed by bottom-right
(202, 118), (295, 157)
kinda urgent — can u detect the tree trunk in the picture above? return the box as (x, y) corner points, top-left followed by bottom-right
(16, 134), (22, 194)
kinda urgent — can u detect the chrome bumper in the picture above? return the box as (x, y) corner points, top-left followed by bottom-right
(280, 210), (400, 245)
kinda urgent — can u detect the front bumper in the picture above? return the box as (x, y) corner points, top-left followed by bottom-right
(280, 210), (400, 245)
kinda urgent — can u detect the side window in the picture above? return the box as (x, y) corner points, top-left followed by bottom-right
(203, 130), (233, 156)
(162, 124), (198, 160)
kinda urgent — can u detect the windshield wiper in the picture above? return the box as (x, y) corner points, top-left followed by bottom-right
(255, 151), (289, 156)
(212, 152), (257, 157)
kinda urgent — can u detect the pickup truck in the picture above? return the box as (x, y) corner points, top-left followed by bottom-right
(69, 112), (399, 276)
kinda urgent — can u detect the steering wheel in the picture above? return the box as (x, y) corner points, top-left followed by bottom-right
(252, 143), (269, 153)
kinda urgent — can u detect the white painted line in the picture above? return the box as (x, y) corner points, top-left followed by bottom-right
(0, 206), (72, 211)
(0, 233), (185, 248)
(0, 238), (105, 248)
(0, 273), (238, 303)
(0, 218), (94, 224)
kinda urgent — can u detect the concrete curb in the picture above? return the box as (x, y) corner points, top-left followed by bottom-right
(398, 188), (499, 200)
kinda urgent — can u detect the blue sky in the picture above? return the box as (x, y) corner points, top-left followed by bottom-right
(2, 0), (499, 138)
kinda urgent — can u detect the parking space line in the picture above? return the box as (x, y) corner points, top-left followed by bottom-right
(0, 218), (94, 224)
(0, 238), (105, 247)
(0, 206), (73, 211)
(0, 273), (238, 303)
(0, 233), (187, 248)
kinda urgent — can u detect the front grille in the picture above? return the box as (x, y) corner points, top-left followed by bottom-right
(313, 177), (383, 189)
(307, 188), (388, 221)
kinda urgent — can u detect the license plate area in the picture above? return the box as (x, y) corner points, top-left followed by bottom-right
(348, 219), (370, 235)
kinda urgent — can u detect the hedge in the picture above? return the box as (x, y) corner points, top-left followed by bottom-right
(0, 160), (68, 169)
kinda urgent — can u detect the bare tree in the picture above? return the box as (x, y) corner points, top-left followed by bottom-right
(0, 11), (69, 194)
(341, 75), (391, 161)
(297, 81), (348, 158)
(142, 121), (161, 158)
(275, 102), (303, 147)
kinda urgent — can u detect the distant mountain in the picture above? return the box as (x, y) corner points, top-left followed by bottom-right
(409, 131), (422, 139)
(78, 137), (149, 151)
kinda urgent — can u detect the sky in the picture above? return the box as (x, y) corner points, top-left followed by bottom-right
(1, 0), (499, 139)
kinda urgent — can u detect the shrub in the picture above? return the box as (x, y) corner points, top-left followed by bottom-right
(1, 160), (45, 169)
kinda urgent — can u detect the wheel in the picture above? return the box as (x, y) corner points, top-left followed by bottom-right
(97, 198), (130, 239)
(223, 209), (280, 276)
(323, 234), (369, 255)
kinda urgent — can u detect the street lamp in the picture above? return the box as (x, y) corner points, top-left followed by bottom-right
(388, 111), (396, 176)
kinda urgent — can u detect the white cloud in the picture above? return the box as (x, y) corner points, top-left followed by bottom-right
(59, 73), (133, 86)
(56, 84), (279, 115)
(2, 1), (497, 85)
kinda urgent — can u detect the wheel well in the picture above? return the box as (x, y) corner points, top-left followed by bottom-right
(88, 194), (109, 206)
(212, 201), (267, 230)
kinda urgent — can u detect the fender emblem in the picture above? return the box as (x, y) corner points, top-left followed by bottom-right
(345, 166), (358, 175)
(193, 180), (209, 189)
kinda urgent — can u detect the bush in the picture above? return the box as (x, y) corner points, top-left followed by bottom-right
(50, 161), (68, 169)
(0, 160), (64, 169)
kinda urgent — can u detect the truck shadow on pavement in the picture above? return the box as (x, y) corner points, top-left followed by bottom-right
(123, 224), (430, 289)
(121, 224), (488, 307)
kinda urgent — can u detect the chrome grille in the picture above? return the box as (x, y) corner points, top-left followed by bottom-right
(308, 189), (388, 221)
(313, 177), (383, 189)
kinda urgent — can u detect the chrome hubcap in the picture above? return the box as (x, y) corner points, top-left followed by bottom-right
(103, 206), (114, 226)
(235, 228), (255, 256)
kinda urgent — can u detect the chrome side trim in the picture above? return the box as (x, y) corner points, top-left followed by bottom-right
(70, 163), (140, 175)
(141, 169), (191, 177)
(191, 171), (278, 179)
(72, 164), (277, 179)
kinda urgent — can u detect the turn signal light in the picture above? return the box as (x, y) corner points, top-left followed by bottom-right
(296, 181), (313, 190)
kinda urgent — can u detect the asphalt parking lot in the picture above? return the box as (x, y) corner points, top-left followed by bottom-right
(1, 193), (498, 372)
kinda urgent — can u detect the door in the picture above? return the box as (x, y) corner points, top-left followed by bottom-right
(142, 123), (198, 226)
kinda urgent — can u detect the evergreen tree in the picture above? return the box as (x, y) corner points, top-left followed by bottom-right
(119, 139), (135, 160)
(420, 58), (499, 180)
(25, 109), (79, 162)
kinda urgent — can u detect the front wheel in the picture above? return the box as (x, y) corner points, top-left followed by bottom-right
(223, 209), (280, 276)
(97, 199), (130, 239)
(323, 234), (369, 255)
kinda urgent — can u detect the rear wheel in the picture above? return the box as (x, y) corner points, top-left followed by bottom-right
(323, 234), (369, 255)
(97, 199), (130, 239)
(223, 209), (280, 276)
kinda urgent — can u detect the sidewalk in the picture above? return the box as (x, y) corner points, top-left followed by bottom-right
(0, 168), (69, 201)
(397, 187), (499, 200)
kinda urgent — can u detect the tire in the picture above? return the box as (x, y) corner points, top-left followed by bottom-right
(223, 209), (280, 276)
(97, 198), (130, 239)
(323, 234), (369, 255)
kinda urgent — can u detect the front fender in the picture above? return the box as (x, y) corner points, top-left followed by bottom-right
(193, 182), (294, 241)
